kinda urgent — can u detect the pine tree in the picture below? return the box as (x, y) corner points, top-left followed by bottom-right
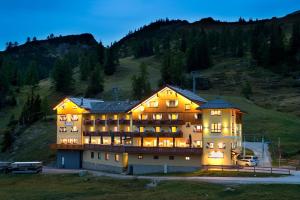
(289, 22), (300, 70)
(79, 55), (91, 81)
(85, 63), (104, 97)
(132, 62), (151, 99)
(98, 41), (105, 65)
(268, 25), (285, 68)
(25, 61), (39, 86)
(160, 51), (173, 85)
(104, 47), (117, 75)
(52, 57), (74, 92)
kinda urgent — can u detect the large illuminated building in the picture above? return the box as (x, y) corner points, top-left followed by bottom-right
(52, 85), (243, 174)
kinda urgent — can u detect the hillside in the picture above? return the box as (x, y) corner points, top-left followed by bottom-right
(1, 11), (300, 164)
(0, 56), (300, 163)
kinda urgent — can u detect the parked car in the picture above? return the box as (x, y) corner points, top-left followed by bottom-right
(244, 155), (259, 164)
(237, 158), (257, 167)
(11, 162), (43, 174)
(0, 162), (12, 173)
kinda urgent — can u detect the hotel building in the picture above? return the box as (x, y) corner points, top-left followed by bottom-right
(52, 85), (243, 174)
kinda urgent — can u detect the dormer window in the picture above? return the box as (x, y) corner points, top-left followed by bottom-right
(148, 100), (158, 108)
(185, 104), (191, 110)
(166, 100), (178, 107)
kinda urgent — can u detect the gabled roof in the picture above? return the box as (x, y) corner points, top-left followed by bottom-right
(53, 97), (103, 110)
(167, 85), (207, 103)
(90, 101), (139, 113)
(68, 97), (103, 110)
(198, 99), (240, 110)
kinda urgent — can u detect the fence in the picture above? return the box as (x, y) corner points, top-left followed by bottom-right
(202, 165), (292, 175)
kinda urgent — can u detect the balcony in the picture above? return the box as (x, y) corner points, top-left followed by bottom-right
(95, 119), (106, 125)
(133, 120), (184, 125)
(125, 146), (202, 155)
(119, 119), (130, 125)
(50, 144), (84, 150)
(83, 131), (183, 138)
(51, 144), (202, 155)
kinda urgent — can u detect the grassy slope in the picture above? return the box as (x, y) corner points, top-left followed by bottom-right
(0, 174), (299, 200)
(1, 56), (300, 162)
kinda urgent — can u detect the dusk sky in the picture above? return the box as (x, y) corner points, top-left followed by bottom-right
(0, 0), (300, 50)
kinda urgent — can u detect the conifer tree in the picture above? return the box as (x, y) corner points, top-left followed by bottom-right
(25, 61), (39, 86)
(104, 47), (117, 75)
(85, 63), (104, 97)
(52, 57), (74, 92)
(132, 62), (151, 99)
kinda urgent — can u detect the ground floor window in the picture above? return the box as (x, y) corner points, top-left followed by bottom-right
(153, 155), (159, 160)
(98, 152), (101, 160)
(169, 156), (174, 160)
(208, 151), (224, 158)
(105, 153), (109, 160)
(115, 154), (120, 162)
(185, 156), (190, 160)
(138, 155), (143, 159)
(91, 152), (94, 159)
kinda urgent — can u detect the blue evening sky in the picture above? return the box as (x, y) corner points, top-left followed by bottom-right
(0, 0), (299, 50)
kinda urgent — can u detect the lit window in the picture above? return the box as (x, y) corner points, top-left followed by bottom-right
(185, 156), (190, 160)
(101, 115), (106, 120)
(115, 154), (120, 162)
(195, 125), (202, 132)
(166, 100), (178, 107)
(59, 115), (67, 121)
(207, 142), (214, 149)
(71, 115), (78, 121)
(139, 127), (144, 133)
(98, 153), (101, 160)
(113, 115), (118, 120)
(126, 126), (131, 132)
(148, 101), (158, 108)
(218, 143), (226, 149)
(211, 123), (222, 133)
(196, 140), (202, 147)
(71, 126), (78, 132)
(169, 113), (178, 120)
(211, 110), (222, 116)
(153, 113), (162, 120)
(155, 127), (161, 133)
(89, 126), (95, 132)
(125, 115), (130, 120)
(171, 127), (177, 133)
(208, 151), (224, 158)
(102, 126), (106, 131)
(91, 152), (94, 159)
(114, 126), (118, 132)
(72, 105), (78, 109)
(138, 155), (143, 159)
(105, 153), (109, 160)
(185, 104), (191, 110)
(140, 106), (145, 112)
(59, 127), (67, 132)
(139, 114), (148, 120)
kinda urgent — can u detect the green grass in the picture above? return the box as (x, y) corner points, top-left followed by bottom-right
(145, 170), (284, 177)
(0, 174), (299, 200)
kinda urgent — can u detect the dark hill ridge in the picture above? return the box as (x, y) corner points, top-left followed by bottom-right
(0, 33), (98, 79)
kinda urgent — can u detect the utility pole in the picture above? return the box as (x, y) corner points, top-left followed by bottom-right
(243, 135), (246, 158)
(262, 136), (265, 167)
(190, 71), (200, 93)
(278, 137), (281, 168)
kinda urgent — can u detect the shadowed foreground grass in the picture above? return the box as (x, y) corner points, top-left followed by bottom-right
(147, 170), (284, 177)
(0, 174), (299, 200)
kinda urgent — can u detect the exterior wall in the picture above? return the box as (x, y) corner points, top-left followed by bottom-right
(202, 109), (242, 165)
(56, 99), (87, 145)
(128, 154), (201, 174)
(57, 150), (82, 169)
(82, 150), (127, 173)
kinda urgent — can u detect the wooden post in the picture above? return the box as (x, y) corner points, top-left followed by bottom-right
(100, 135), (103, 144)
(157, 136), (159, 147)
(173, 137), (175, 148)
(141, 136), (144, 147)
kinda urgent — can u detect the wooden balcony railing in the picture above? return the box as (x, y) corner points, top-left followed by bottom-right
(50, 144), (84, 150)
(51, 144), (202, 155)
(133, 120), (185, 125)
(83, 131), (183, 138)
